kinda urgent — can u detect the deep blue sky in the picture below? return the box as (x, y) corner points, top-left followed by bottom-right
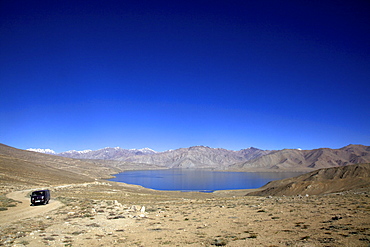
(1, 0), (369, 152)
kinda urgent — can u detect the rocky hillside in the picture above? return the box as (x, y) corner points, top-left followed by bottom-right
(247, 163), (370, 196)
(231, 144), (370, 170)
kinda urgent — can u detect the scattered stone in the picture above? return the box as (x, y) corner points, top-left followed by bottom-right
(108, 215), (126, 219)
(210, 238), (228, 246)
(332, 216), (342, 220)
(86, 223), (100, 227)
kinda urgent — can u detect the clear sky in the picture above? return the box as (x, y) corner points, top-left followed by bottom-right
(1, 0), (369, 152)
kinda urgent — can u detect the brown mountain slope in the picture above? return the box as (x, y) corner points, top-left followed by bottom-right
(0, 144), (123, 187)
(0, 153), (91, 187)
(231, 144), (370, 171)
(247, 163), (370, 196)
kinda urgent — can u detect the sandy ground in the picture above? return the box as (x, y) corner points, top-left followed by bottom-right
(0, 182), (369, 246)
(0, 190), (62, 226)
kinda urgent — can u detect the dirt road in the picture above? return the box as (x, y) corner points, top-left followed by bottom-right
(0, 190), (62, 225)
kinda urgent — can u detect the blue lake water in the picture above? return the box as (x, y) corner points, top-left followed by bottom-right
(109, 169), (306, 192)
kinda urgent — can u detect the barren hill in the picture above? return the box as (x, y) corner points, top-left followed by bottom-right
(231, 144), (370, 171)
(0, 144), (122, 187)
(247, 163), (370, 196)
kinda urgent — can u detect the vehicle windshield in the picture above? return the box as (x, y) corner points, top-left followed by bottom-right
(32, 191), (44, 196)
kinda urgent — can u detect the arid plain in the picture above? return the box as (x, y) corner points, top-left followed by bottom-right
(0, 144), (369, 246)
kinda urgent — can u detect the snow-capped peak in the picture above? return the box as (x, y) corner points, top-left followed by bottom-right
(102, 147), (121, 150)
(63, 149), (92, 154)
(129, 147), (157, 153)
(27, 148), (56, 154)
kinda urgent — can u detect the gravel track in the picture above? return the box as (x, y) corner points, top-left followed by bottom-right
(0, 190), (62, 225)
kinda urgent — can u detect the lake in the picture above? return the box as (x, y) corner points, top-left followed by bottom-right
(109, 169), (305, 192)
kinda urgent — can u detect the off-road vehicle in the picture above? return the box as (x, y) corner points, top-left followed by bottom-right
(30, 189), (50, 205)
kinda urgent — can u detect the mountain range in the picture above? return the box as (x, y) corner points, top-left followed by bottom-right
(27, 147), (157, 157)
(26, 144), (370, 171)
(1, 143), (369, 195)
(230, 144), (370, 170)
(58, 147), (157, 160)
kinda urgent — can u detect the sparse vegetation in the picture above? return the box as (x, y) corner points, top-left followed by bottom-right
(0, 194), (21, 209)
(0, 144), (369, 246)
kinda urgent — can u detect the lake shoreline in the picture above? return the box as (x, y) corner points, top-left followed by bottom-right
(107, 168), (307, 192)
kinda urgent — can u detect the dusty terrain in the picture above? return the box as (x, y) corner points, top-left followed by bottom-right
(0, 190), (62, 225)
(1, 181), (369, 246)
(0, 145), (369, 246)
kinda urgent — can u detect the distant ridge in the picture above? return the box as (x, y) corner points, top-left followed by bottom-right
(123, 146), (271, 169)
(28, 146), (272, 169)
(58, 147), (157, 160)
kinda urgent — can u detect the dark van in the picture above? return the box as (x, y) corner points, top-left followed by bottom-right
(30, 189), (50, 205)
